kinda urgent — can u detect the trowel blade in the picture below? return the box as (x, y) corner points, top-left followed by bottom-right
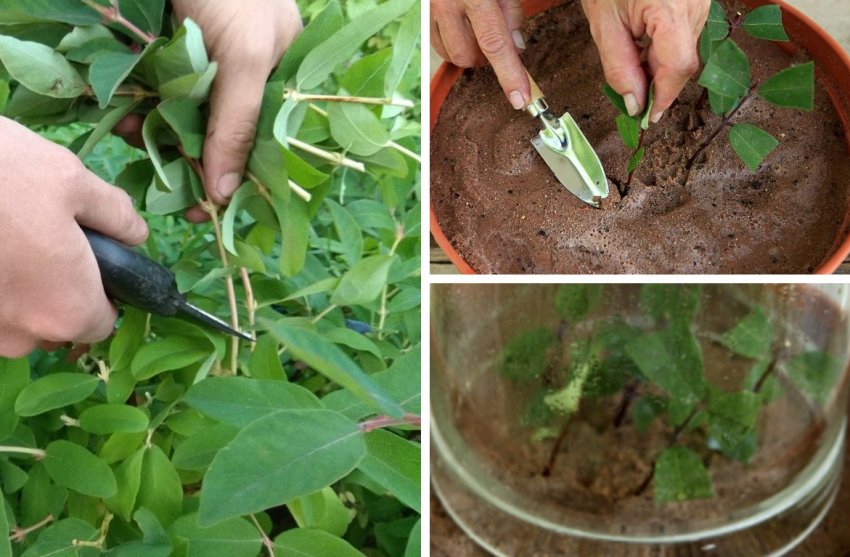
(531, 112), (608, 208)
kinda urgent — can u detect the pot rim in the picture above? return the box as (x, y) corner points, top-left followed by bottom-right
(429, 0), (850, 275)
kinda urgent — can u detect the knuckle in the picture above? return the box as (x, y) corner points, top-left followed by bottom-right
(450, 52), (478, 68)
(477, 29), (509, 56)
(211, 118), (258, 157)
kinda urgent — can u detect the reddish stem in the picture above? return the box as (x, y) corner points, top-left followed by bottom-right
(359, 413), (421, 432)
(82, 0), (156, 44)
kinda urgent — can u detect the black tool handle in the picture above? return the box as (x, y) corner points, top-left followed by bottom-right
(83, 228), (180, 317)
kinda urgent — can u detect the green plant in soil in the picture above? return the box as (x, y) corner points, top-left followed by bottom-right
(604, 2), (813, 195)
(497, 285), (840, 503)
(0, 0), (421, 555)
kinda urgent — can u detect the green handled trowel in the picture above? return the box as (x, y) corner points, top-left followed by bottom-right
(525, 71), (608, 208)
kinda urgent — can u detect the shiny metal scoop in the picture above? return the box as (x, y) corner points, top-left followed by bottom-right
(525, 72), (608, 208)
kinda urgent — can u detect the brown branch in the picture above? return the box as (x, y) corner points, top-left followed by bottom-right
(541, 418), (573, 477)
(634, 404), (702, 496)
(686, 86), (755, 170)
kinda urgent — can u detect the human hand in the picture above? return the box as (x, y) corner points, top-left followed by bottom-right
(581, 0), (710, 123)
(168, 0), (301, 220)
(431, 0), (530, 109)
(0, 117), (148, 358)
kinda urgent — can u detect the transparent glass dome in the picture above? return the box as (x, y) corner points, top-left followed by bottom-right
(431, 284), (850, 556)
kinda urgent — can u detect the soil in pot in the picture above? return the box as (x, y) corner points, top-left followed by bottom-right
(440, 285), (848, 543)
(430, 0), (850, 274)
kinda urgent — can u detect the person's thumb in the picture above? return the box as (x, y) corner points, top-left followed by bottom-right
(590, 17), (647, 116)
(202, 58), (267, 206)
(73, 168), (148, 246)
(467, 0), (529, 109)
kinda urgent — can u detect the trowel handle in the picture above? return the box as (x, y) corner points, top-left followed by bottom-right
(525, 70), (545, 106)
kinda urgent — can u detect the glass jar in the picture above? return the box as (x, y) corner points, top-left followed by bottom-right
(431, 284), (850, 556)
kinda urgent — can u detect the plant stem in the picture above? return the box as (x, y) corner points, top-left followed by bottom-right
(72, 512), (112, 549)
(239, 267), (256, 347)
(0, 446), (46, 459)
(311, 304), (338, 324)
(249, 514), (276, 557)
(686, 87), (755, 170)
(9, 514), (54, 543)
(386, 140), (421, 163)
(202, 200), (241, 374)
(613, 381), (640, 428)
(542, 418), (573, 477)
(625, 128), (647, 188)
(81, 0), (156, 44)
(634, 405), (702, 496)
(285, 89), (414, 108)
(287, 137), (365, 172)
(359, 413), (421, 432)
(377, 225), (405, 339)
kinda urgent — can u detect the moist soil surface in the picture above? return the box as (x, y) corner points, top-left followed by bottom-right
(430, 0), (850, 274)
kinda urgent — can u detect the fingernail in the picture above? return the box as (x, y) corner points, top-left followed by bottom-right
(509, 90), (525, 110)
(512, 30), (526, 50)
(651, 110), (665, 124)
(216, 172), (241, 201)
(624, 93), (639, 116)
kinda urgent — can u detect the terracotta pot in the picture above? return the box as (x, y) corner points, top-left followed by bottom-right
(430, 0), (850, 274)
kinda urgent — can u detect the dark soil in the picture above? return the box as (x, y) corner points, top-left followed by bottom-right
(430, 0), (850, 274)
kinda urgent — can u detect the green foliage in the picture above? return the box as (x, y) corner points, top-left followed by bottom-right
(603, 83), (654, 175)
(757, 62), (815, 111)
(497, 285), (841, 504)
(742, 5), (789, 42)
(653, 447), (713, 503)
(0, 0), (420, 553)
(728, 123), (779, 171)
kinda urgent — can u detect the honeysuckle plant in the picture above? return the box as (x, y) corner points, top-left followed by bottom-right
(604, 2), (814, 193)
(0, 0), (421, 555)
(498, 285), (840, 502)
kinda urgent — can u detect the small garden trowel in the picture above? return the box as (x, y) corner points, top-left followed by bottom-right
(524, 71), (608, 208)
(83, 228), (253, 341)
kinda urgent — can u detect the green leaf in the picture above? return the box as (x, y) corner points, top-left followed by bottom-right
(0, 35), (86, 98)
(0, 358), (29, 438)
(358, 430), (420, 512)
(708, 90), (739, 116)
(141, 109), (174, 191)
(0, 490), (10, 557)
(698, 39), (750, 99)
(79, 404), (150, 434)
(720, 307), (773, 359)
(15, 373), (99, 417)
(4, 84), (74, 121)
(615, 114), (639, 150)
(104, 447), (144, 521)
(498, 327), (555, 381)
(653, 447), (713, 502)
(405, 519), (421, 557)
(626, 324), (705, 404)
(699, 29), (723, 65)
(785, 351), (842, 403)
(327, 103), (390, 156)
(340, 48), (392, 98)
(742, 5), (789, 41)
(331, 254), (394, 306)
(297, 0), (417, 89)
(287, 487), (353, 536)
(186, 377), (321, 428)
(274, 195), (310, 277)
(555, 284), (601, 321)
(0, 0), (100, 26)
(704, 1), (729, 40)
(158, 97), (205, 158)
(757, 62), (814, 111)
(323, 327), (382, 360)
(707, 390), (760, 461)
(602, 83), (629, 115)
(158, 62), (217, 103)
(274, 528), (366, 557)
(728, 123), (779, 171)
(384, 4), (419, 96)
(89, 51), (141, 108)
(639, 82), (654, 130)
(169, 513), (261, 557)
(249, 334), (287, 380)
(153, 18), (208, 83)
(138, 445), (183, 527)
(262, 320), (404, 417)
(44, 440), (117, 498)
(119, 0), (165, 37)
(327, 198), (364, 267)
(76, 101), (138, 160)
(145, 157), (203, 214)
(627, 147), (645, 173)
(20, 518), (99, 557)
(639, 284), (701, 324)
(131, 336), (210, 380)
(172, 423), (238, 471)
(198, 409), (366, 526)
(272, 0), (344, 83)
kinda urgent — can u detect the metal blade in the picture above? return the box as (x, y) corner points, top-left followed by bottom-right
(173, 299), (255, 342)
(532, 112), (608, 208)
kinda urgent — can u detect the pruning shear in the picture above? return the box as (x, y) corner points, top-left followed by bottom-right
(83, 228), (253, 341)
